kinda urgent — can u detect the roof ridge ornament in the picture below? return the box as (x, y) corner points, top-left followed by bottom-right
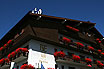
(32, 8), (42, 14)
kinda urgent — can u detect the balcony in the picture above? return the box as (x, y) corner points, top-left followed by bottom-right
(56, 56), (91, 68)
(13, 55), (27, 63)
(7, 48), (29, 63)
(0, 40), (14, 59)
(59, 37), (103, 60)
(55, 56), (102, 69)
(13, 52), (28, 63)
(0, 59), (10, 69)
(0, 63), (10, 69)
(56, 58), (87, 67)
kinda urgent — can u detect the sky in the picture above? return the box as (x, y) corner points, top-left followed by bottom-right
(0, 0), (104, 39)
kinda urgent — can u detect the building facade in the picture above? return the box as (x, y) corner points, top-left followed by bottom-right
(0, 11), (104, 69)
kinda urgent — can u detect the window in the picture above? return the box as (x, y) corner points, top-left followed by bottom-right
(102, 61), (104, 64)
(55, 64), (58, 69)
(59, 36), (63, 42)
(85, 45), (87, 49)
(67, 52), (74, 58)
(54, 48), (57, 52)
(79, 55), (85, 61)
(69, 66), (75, 69)
(71, 40), (73, 42)
(61, 65), (64, 69)
(93, 59), (96, 64)
(16, 66), (19, 69)
(24, 45), (29, 49)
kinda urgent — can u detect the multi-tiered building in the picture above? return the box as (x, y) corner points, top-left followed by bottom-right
(0, 11), (104, 69)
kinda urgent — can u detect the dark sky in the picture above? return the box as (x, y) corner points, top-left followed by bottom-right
(0, 0), (104, 39)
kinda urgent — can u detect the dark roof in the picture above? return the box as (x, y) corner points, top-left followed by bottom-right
(30, 13), (96, 25)
(0, 11), (103, 46)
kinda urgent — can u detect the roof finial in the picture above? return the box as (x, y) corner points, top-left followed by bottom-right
(31, 8), (42, 14)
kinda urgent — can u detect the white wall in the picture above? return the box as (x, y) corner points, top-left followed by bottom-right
(29, 39), (93, 58)
(28, 39), (56, 69)
(28, 39), (95, 69)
